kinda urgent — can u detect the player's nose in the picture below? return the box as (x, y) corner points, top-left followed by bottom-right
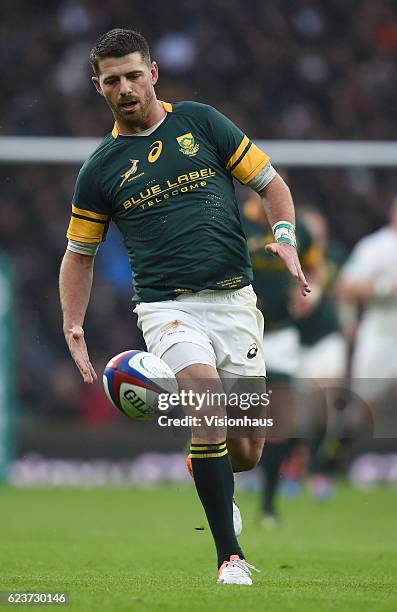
(119, 77), (132, 96)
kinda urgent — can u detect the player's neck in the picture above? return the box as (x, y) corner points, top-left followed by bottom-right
(115, 99), (166, 136)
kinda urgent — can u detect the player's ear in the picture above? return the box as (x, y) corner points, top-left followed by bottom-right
(92, 76), (104, 96)
(150, 61), (159, 86)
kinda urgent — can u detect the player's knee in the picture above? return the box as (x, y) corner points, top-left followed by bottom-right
(245, 448), (262, 470)
(231, 447), (262, 472)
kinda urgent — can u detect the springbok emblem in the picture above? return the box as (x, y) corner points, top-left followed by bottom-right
(120, 159), (139, 187)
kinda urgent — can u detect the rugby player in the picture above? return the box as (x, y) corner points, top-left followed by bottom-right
(59, 28), (310, 585)
(289, 206), (347, 497)
(337, 196), (397, 412)
(242, 194), (318, 524)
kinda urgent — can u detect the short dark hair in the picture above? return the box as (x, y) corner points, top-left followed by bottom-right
(90, 28), (151, 75)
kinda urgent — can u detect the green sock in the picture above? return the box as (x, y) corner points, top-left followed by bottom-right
(190, 441), (244, 567)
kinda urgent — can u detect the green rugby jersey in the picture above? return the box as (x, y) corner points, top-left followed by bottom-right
(242, 202), (319, 331)
(296, 295), (339, 346)
(67, 101), (270, 302)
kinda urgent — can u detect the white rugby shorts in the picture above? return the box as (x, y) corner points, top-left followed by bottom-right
(298, 332), (348, 379)
(351, 309), (397, 402)
(134, 285), (266, 377)
(263, 327), (300, 377)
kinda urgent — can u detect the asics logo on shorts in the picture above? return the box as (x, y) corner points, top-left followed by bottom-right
(247, 342), (258, 359)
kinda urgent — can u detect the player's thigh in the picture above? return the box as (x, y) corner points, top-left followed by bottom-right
(175, 362), (226, 443)
(162, 342), (216, 375)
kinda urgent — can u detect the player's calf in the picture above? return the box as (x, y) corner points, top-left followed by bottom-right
(227, 437), (265, 472)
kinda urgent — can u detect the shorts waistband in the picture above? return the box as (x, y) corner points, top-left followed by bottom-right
(175, 284), (254, 303)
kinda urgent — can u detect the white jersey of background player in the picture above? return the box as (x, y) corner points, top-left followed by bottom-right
(338, 196), (397, 402)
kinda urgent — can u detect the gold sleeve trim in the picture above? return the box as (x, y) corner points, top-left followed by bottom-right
(232, 143), (270, 184)
(226, 135), (249, 170)
(71, 204), (109, 221)
(302, 244), (323, 269)
(67, 217), (106, 243)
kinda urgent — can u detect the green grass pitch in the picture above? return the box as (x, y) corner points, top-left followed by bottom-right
(0, 482), (396, 611)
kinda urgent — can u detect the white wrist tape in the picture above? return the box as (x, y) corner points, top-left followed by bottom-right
(272, 221), (297, 248)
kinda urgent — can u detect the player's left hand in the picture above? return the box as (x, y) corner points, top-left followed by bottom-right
(65, 325), (98, 384)
(265, 242), (311, 296)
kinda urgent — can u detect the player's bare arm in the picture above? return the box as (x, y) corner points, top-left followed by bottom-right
(59, 250), (97, 384)
(336, 276), (397, 303)
(259, 173), (311, 296)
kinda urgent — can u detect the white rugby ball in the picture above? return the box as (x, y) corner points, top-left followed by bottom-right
(103, 350), (178, 419)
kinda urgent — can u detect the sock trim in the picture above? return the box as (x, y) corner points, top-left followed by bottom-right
(190, 442), (227, 452)
(190, 441), (227, 459)
(190, 449), (228, 459)
(191, 441), (226, 447)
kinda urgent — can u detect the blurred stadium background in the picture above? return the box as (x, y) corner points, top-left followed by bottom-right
(1, 0), (397, 491)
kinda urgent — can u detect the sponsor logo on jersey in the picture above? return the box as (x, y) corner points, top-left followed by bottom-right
(120, 159), (140, 187)
(148, 140), (163, 163)
(176, 132), (200, 157)
(121, 167), (216, 211)
(247, 342), (258, 359)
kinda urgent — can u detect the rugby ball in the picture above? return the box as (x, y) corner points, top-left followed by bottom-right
(103, 350), (178, 420)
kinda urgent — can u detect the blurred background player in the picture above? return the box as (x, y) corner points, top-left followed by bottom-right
(337, 195), (397, 428)
(241, 192), (319, 525)
(289, 206), (348, 498)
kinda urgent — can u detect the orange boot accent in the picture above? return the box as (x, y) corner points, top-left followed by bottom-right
(186, 454), (193, 478)
(218, 555), (241, 575)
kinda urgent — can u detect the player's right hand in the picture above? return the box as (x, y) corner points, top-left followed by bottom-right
(64, 325), (97, 384)
(265, 242), (311, 296)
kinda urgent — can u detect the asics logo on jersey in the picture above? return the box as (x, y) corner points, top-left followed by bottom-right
(247, 342), (258, 359)
(176, 132), (200, 157)
(148, 140), (163, 163)
(120, 160), (140, 187)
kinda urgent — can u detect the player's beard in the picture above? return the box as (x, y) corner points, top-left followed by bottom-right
(115, 88), (155, 130)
